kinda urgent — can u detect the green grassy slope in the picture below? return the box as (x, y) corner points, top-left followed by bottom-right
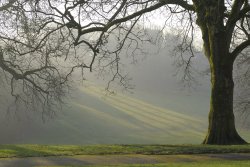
(0, 83), (249, 144)
(0, 144), (250, 158)
(0, 83), (210, 144)
(75, 84), (207, 144)
(45, 161), (250, 167)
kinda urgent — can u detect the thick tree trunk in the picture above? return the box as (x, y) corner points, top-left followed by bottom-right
(203, 57), (247, 145)
(194, 0), (247, 145)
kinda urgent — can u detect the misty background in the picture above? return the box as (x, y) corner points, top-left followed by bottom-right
(0, 28), (249, 144)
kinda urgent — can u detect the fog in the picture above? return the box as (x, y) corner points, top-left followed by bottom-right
(0, 28), (248, 144)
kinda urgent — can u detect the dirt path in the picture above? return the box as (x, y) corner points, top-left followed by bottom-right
(0, 153), (250, 167)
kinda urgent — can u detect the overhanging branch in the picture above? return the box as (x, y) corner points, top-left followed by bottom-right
(80, 0), (194, 35)
(231, 40), (250, 61)
(160, 0), (194, 11)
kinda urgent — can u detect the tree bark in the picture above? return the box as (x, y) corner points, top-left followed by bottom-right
(203, 63), (247, 144)
(202, 31), (247, 145)
(194, 1), (248, 144)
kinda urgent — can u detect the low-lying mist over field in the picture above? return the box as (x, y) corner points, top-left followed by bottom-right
(0, 28), (249, 144)
(0, 84), (207, 144)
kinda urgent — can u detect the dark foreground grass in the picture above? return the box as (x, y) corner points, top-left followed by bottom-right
(94, 161), (250, 167)
(41, 160), (250, 167)
(0, 144), (250, 158)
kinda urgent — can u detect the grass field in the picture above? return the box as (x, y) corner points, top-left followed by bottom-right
(1, 145), (250, 167)
(0, 84), (208, 145)
(43, 161), (250, 167)
(42, 161), (250, 167)
(0, 144), (250, 158)
(0, 84), (249, 145)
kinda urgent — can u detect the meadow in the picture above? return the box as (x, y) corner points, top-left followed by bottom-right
(42, 161), (250, 167)
(0, 145), (249, 167)
(0, 144), (250, 158)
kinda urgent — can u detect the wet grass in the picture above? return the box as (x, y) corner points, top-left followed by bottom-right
(0, 144), (250, 158)
(39, 160), (250, 167)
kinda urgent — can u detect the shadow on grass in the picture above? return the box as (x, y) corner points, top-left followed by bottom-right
(0, 145), (54, 158)
(0, 156), (92, 167)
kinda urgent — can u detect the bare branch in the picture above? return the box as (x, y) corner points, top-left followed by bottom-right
(231, 39), (250, 61)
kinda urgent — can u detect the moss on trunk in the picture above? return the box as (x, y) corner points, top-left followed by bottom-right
(203, 60), (247, 145)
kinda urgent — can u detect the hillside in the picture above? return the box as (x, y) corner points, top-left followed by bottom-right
(0, 29), (248, 144)
(0, 83), (207, 144)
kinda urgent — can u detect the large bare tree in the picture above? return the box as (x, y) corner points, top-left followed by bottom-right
(0, 0), (250, 144)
